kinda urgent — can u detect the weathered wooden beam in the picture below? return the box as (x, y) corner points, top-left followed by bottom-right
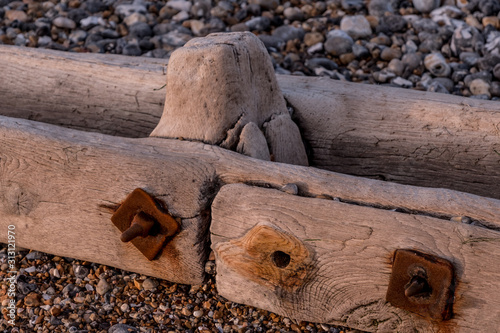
(0, 45), (166, 138)
(0, 116), (216, 285)
(211, 184), (500, 332)
(1, 114), (500, 285)
(279, 76), (500, 200)
(1, 45), (499, 199)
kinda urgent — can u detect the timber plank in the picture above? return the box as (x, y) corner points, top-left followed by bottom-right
(0, 45), (166, 138)
(0, 116), (216, 284)
(2, 115), (500, 286)
(211, 184), (500, 332)
(1, 46), (500, 198)
(279, 76), (500, 199)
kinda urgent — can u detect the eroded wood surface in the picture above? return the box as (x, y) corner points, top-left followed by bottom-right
(1, 46), (499, 198)
(0, 116), (216, 285)
(279, 76), (500, 199)
(211, 184), (500, 332)
(0, 45), (166, 138)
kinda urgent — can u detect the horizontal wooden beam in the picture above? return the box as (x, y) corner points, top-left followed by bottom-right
(0, 116), (216, 285)
(1, 115), (500, 285)
(279, 76), (500, 200)
(211, 184), (500, 332)
(0, 45), (166, 138)
(1, 45), (499, 199)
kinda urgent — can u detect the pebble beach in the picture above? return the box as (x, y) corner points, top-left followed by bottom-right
(1, 0), (500, 332)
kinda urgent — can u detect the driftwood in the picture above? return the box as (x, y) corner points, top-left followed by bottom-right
(211, 184), (500, 332)
(1, 115), (500, 277)
(150, 32), (308, 166)
(1, 38), (500, 332)
(1, 45), (499, 199)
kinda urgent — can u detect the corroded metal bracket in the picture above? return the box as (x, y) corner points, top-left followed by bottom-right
(386, 249), (456, 321)
(111, 188), (180, 261)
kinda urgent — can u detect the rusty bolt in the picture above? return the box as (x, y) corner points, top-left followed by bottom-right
(120, 211), (156, 242)
(111, 188), (180, 261)
(386, 249), (456, 321)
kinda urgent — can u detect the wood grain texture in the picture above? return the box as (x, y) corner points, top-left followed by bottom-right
(278, 75), (500, 199)
(0, 116), (217, 285)
(1, 46), (499, 198)
(211, 184), (500, 332)
(0, 45), (166, 138)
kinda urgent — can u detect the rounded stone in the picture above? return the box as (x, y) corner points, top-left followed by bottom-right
(245, 16), (270, 31)
(96, 279), (111, 295)
(128, 22), (152, 38)
(272, 25), (305, 42)
(324, 31), (354, 56)
(380, 47), (402, 61)
(122, 43), (142, 56)
(387, 59), (405, 76)
(493, 63), (500, 80)
(142, 278), (158, 291)
(283, 7), (304, 21)
(340, 15), (372, 40)
(368, 0), (393, 16)
(424, 53), (451, 77)
(412, 0), (440, 13)
(469, 79), (491, 97)
(490, 82), (500, 97)
(53, 17), (76, 29)
(303, 32), (324, 47)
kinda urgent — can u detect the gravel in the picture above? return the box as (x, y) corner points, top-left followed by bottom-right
(2, 0), (500, 331)
(0, 245), (357, 332)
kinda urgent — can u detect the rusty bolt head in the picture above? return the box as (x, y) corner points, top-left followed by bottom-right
(111, 188), (180, 261)
(386, 249), (455, 321)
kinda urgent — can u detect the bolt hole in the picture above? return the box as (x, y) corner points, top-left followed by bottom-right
(271, 251), (291, 268)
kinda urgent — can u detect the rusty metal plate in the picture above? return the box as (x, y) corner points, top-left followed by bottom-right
(111, 188), (180, 261)
(386, 249), (455, 321)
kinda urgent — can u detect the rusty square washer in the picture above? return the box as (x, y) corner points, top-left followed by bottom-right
(386, 249), (455, 321)
(111, 188), (180, 261)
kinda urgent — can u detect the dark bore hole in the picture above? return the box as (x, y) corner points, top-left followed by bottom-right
(271, 251), (291, 268)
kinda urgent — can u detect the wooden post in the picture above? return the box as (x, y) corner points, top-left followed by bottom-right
(150, 32), (308, 166)
(211, 184), (500, 332)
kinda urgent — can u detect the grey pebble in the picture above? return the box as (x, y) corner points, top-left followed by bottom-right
(305, 57), (338, 71)
(129, 22), (152, 38)
(341, 0), (364, 12)
(283, 7), (304, 21)
(427, 81), (450, 94)
(392, 77), (413, 88)
(109, 324), (138, 333)
(53, 16), (76, 29)
(368, 0), (393, 17)
(96, 278), (111, 295)
(387, 58), (405, 76)
(324, 30), (353, 56)
(413, 0), (441, 13)
(142, 278), (158, 290)
(258, 35), (284, 50)
(245, 16), (270, 31)
(280, 183), (298, 195)
(490, 82), (500, 97)
(340, 15), (372, 40)
(402, 52), (423, 71)
(272, 25), (304, 42)
(352, 43), (370, 59)
(25, 251), (43, 260)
